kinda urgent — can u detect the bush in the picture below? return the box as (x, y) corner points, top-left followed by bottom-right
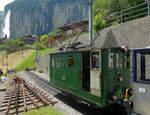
(32, 41), (46, 50)
(0, 38), (29, 53)
(93, 13), (106, 31)
(111, 21), (119, 26)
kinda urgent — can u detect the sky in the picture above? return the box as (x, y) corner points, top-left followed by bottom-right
(0, 0), (15, 11)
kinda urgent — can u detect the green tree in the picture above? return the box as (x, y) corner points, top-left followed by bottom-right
(93, 0), (145, 17)
(93, 13), (106, 31)
(93, 0), (145, 31)
(1, 39), (25, 53)
(40, 34), (49, 48)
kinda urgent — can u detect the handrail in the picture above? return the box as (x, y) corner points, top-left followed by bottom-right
(122, 2), (147, 12)
(103, 1), (150, 27)
(123, 7), (147, 16)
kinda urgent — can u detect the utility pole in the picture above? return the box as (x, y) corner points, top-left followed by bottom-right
(24, 35), (39, 61)
(89, 0), (93, 47)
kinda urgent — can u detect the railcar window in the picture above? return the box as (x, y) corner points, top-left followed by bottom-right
(56, 57), (60, 67)
(136, 54), (150, 81)
(136, 53), (141, 81)
(116, 54), (119, 68)
(68, 56), (74, 67)
(126, 54), (130, 68)
(109, 53), (114, 68)
(145, 55), (150, 80)
(91, 52), (100, 69)
(118, 53), (122, 69)
(52, 57), (55, 67)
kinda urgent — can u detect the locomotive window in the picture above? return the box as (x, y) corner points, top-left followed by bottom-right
(125, 54), (130, 68)
(52, 57), (55, 67)
(68, 56), (74, 67)
(56, 57), (60, 67)
(91, 52), (100, 69)
(136, 53), (141, 81)
(118, 53), (122, 69)
(109, 53), (114, 68)
(136, 54), (150, 82)
(145, 55), (150, 80)
(116, 54), (119, 68)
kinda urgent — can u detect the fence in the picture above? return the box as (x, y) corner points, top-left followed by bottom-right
(104, 1), (150, 27)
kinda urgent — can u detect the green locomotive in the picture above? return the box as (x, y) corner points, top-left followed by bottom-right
(50, 47), (130, 108)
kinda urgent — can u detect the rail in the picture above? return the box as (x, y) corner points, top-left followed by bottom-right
(0, 77), (56, 114)
(24, 71), (61, 94)
(104, 1), (150, 27)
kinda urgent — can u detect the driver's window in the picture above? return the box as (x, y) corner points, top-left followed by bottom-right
(91, 52), (100, 69)
(145, 55), (150, 80)
(109, 53), (114, 68)
(136, 53), (141, 81)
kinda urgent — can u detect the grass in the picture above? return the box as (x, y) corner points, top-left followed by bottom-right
(16, 48), (56, 71)
(21, 107), (64, 115)
(0, 50), (33, 70)
(16, 52), (35, 71)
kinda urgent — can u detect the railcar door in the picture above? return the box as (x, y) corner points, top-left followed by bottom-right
(90, 50), (101, 97)
(82, 52), (90, 92)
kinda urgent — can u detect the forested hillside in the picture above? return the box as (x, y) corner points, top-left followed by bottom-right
(93, 0), (145, 31)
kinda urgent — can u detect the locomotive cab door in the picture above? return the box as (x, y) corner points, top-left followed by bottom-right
(82, 52), (90, 92)
(90, 50), (102, 97)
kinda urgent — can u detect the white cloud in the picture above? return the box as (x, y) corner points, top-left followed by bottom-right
(0, 0), (15, 11)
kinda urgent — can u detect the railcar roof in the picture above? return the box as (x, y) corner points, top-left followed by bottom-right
(133, 46), (150, 52)
(50, 46), (124, 55)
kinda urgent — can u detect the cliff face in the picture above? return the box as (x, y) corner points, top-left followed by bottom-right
(5, 0), (88, 38)
(0, 11), (4, 37)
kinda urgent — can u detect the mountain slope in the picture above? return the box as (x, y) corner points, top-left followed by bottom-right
(5, 0), (88, 38)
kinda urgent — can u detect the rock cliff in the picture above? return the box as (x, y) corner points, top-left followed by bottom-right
(0, 11), (4, 37)
(5, 0), (88, 38)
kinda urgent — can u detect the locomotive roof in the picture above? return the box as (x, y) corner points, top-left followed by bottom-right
(50, 46), (125, 55)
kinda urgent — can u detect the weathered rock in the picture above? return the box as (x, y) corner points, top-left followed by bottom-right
(0, 11), (4, 37)
(4, 0), (88, 38)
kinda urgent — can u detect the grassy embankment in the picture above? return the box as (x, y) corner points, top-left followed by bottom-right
(16, 48), (55, 71)
(0, 50), (33, 70)
(21, 107), (64, 115)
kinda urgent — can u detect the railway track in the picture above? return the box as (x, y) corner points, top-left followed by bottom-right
(24, 71), (61, 95)
(24, 71), (127, 115)
(0, 77), (56, 115)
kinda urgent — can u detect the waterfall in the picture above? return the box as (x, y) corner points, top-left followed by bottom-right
(2, 10), (11, 39)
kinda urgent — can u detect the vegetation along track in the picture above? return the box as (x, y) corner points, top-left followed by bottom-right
(0, 77), (56, 115)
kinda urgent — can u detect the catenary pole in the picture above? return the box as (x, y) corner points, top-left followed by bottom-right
(89, 0), (93, 47)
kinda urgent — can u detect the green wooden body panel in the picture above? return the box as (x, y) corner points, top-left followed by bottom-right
(52, 81), (107, 107)
(106, 49), (130, 94)
(51, 53), (82, 90)
(50, 48), (130, 108)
